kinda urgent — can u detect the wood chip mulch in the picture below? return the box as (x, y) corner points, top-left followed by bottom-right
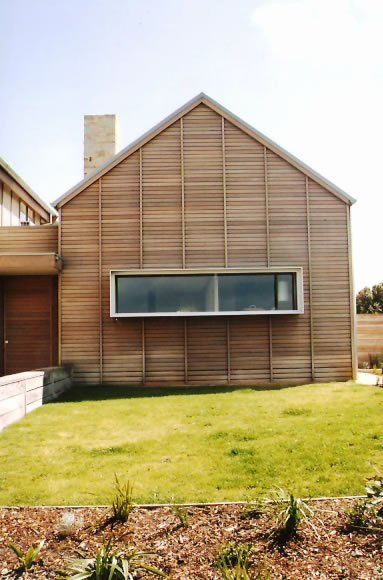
(0, 499), (382, 578)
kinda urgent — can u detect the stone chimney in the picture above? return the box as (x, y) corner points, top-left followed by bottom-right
(84, 114), (119, 176)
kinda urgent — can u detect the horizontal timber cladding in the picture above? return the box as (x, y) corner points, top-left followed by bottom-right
(357, 314), (383, 365)
(184, 106), (225, 268)
(267, 150), (312, 383)
(225, 120), (267, 267)
(0, 225), (58, 253)
(60, 102), (354, 385)
(60, 184), (100, 384)
(309, 180), (353, 381)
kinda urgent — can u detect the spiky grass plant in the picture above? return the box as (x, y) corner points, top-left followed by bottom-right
(8, 540), (44, 571)
(270, 489), (314, 543)
(66, 539), (166, 579)
(111, 476), (134, 523)
(216, 542), (253, 579)
(172, 505), (189, 528)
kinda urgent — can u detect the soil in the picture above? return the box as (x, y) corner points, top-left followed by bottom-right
(0, 499), (382, 578)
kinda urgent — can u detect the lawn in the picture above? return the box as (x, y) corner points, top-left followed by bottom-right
(0, 382), (382, 505)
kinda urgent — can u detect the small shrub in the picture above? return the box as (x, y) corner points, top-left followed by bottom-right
(8, 540), (44, 571)
(172, 505), (189, 528)
(270, 490), (313, 543)
(111, 475), (134, 523)
(359, 361), (370, 370)
(369, 353), (383, 370)
(240, 500), (265, 520)
(345, 475), (383, 534)
(366, 475), (383, 516)
(216, 542), (253, 579)
(346, 500), (370, 531)
(57, 511), (84, 538)
(66, 539), (166, 579)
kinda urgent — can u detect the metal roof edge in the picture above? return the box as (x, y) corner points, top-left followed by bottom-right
(53, 93), (207, 208)
(200, 94), (356, 206)
(0, 156), (58, 217)
(53, 92), (356, 208)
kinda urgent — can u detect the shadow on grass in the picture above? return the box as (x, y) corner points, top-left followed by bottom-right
(54, 383), (308, 403)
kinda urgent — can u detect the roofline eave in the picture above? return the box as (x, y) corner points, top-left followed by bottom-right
(0, 156), (58, 218)
(53, 92), (356, 209)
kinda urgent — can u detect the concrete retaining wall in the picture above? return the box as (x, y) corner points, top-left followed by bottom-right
(0, 366), (72, 431)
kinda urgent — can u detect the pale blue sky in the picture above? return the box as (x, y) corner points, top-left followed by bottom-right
(1, 0), (382, 290)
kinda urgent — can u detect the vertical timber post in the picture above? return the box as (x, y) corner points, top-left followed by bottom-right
(305, 177), (315, 381)
(264, 146), (273, 382)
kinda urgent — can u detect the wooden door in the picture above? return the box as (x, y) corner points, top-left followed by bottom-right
(3, 276), (57, 375)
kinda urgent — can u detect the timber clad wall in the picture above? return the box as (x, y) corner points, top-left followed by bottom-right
(357, 314), (383, 365)
(60, 103), (353, 385)
(0, 225), (58, 253)
(0, 179), (47, 225)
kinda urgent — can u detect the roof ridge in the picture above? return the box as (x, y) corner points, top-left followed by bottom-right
(53, 93), (356, 208)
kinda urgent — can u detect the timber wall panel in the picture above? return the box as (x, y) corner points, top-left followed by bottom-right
(61, 184), (100, 383)
(101, 153), (142, 384)
(59, 102), (353, 385)
(0, 225), (58, 253)
(145, 318), (185, 384)
(187, 317), (228, 385)
(225, 120), (267, 267)
(101, 153), (140, 269)
(184, 105), (225, 268)
(102, 319), (143, 384)
(229, 317), (270, 383)
(309, 181), (352, 380)
(267, 151), (312, 383)
(143, 122), (183, 268)
(357, 314), (383, 365)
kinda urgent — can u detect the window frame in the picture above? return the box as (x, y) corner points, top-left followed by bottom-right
(110, 268), (304, 318)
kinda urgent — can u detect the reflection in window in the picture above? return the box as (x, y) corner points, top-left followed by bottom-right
(277, 274), (294, 310)
(219, 275), (275, 311)
(116, 275), (215, 314)
(115, 272), (297, 315)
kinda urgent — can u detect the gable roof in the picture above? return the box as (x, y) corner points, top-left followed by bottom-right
(53, 93), (356, 209)
(0, 156), (58, 220)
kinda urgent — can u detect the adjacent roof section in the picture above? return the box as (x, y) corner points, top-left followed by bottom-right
(0, 156), (58, 221)
(53, 93), (356, 209)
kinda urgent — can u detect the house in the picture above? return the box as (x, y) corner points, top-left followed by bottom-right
(0, 157), (58, 375)
(1, 94), (356, 385)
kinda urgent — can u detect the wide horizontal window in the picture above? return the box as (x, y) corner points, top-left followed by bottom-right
(112, 270), (301, 317)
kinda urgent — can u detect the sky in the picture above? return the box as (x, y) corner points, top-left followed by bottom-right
(1, 0), (382, 291)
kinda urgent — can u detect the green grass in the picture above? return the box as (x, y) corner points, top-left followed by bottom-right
(0, 382), (382, 505)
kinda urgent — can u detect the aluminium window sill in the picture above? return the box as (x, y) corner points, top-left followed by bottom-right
(111, 309), (303, 318)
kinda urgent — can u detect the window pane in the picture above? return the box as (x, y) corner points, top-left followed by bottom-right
(116, 275), (215, 314)
(277, 274), (295, 310)
(218, 274), (276, 311)
(20, 202), (27, 222)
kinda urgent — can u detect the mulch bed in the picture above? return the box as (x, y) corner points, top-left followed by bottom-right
(0, 499), (382, 578)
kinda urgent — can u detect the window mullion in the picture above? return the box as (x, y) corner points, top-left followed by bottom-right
(274, 275), (278, 310)
(214, 275), (219, 312)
